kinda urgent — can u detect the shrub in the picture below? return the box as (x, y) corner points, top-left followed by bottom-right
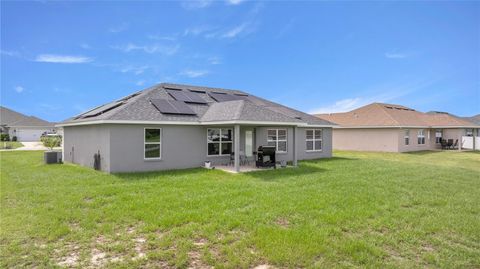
(42, 136), (62, 150)
(11, 136), (17, 142)
(0, 134), (10, 141)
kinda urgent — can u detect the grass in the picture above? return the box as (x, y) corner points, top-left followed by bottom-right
(0, 141), (23, 149)
(1, 150), (479, 268)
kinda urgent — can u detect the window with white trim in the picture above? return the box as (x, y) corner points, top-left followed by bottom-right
(417, 129), (425, 145)
(465, 129), (473, 137)
(435, 129), (443, 143)
(267, 129), (287, 153)
(144, 128), (161, 159)
(306, 129), (322, 151)
(404, 130), (410, 145)
(207, 128), (233, 156)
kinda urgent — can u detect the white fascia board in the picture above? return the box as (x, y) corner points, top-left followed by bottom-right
(56, 120), (200, 127)
(333, 125), (480, 129)
(333, 125), (427, 129)
(8, 125), (56, 128)
(56, 119), (336, 128)
(430, 125), (480, 129)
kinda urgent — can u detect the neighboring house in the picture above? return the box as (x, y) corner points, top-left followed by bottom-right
(57, 83), (335, 173)
(462, 114), (480, 125)
(0, 106), (57, 141)
(315, 103), (479, 152)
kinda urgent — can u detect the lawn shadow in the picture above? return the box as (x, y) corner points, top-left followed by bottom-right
(403, 150), (445, 156)
(245, 156), (358, 181)
(112, 157), (358, 182)
(305, 156), (358, 163)
(113, 167), (214, 181)
(244, 164), (326, 181)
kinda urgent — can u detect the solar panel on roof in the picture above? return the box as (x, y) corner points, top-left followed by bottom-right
(208, 92), (234, 102)
(163, 86), (183, 91)
(81, 101), (124, 118)
(189, 89), (206, 93)
(150, 99), (196, 115)
(208, 92), (247, 102)
(119, 92), (140, 102)
(184, 91), (207, 103)
(167, 89), (207, 104)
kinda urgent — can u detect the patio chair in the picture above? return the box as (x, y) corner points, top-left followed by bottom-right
(447, 139), (453, 150)
(440, 139), (448, 150)
(452, 139), (458, 150)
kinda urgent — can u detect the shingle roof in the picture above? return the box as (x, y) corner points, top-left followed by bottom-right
(0, 106), (55, 127)
(60, 83), (334, 127)
(463, 114), (480, 125)
(315, 103), (478, 128)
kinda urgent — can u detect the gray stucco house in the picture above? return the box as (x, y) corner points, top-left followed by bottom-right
(58, 83), (334, 173)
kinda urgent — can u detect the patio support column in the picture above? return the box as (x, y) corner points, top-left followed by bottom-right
(293, 126), (298, 166)
(473, 129), (477, 151)
(459, 132), (462, 151)
(234, 124), (240, 172)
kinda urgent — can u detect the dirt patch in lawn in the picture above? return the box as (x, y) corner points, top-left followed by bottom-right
(275, 217), (290, 228)
(55, 242), (81, 267)
(132, 236), (147, 261)
(253, 264), (276, 269)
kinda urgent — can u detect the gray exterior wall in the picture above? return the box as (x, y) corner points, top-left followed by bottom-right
(63, 125), (111, 172)
(297, 127), (333, 159)
(63, 124), (333, 173)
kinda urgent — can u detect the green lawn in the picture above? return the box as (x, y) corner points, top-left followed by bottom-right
(1, 150), (479, 268)
(0, 141), (23, 149)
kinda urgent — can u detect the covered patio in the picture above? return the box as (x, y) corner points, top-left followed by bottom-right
(206, 124), (301, 173)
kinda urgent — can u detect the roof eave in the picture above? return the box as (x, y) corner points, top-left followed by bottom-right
(333, 125), (480, 129)
(57, 119), (335, 127)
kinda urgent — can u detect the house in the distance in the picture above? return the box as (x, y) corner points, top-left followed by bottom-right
(57, 83), (335, 173)
(0, 106), (57, 141)
(315, 103), (479, 152)
(462, 114), (480, 125)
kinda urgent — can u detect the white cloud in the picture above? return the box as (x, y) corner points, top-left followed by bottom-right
(208, 56), (221, 65)
(180, 69), (209, 78)
(14, 86), (24, 93)
(183, 25), (214, 36)
(226, 0), (245, 5)
(136, 80), (146, 86)
(1, 50), (20, 57)
(222, 23), (249, 38)
(276, 18), (295, 39)
(109, 23), (129, 33)
(385, 52), (408, 59)
(147, 34), (177, 41)
(309, 98), (364, 114)
(112, 43), (179, 55)
(35, 54), (93, 63)
(309, 78), (439, 114)
(181, 0), (212, 9)
(119, 65), (149, 75)
(80, 43), (92, 49)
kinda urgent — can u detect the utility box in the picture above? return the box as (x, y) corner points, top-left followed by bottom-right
(44, 151), (62, 164)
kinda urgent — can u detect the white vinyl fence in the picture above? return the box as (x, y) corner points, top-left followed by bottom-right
(461, 136), (480, 150)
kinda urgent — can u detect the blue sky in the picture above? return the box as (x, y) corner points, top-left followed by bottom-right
(1, 1), (479, 122)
